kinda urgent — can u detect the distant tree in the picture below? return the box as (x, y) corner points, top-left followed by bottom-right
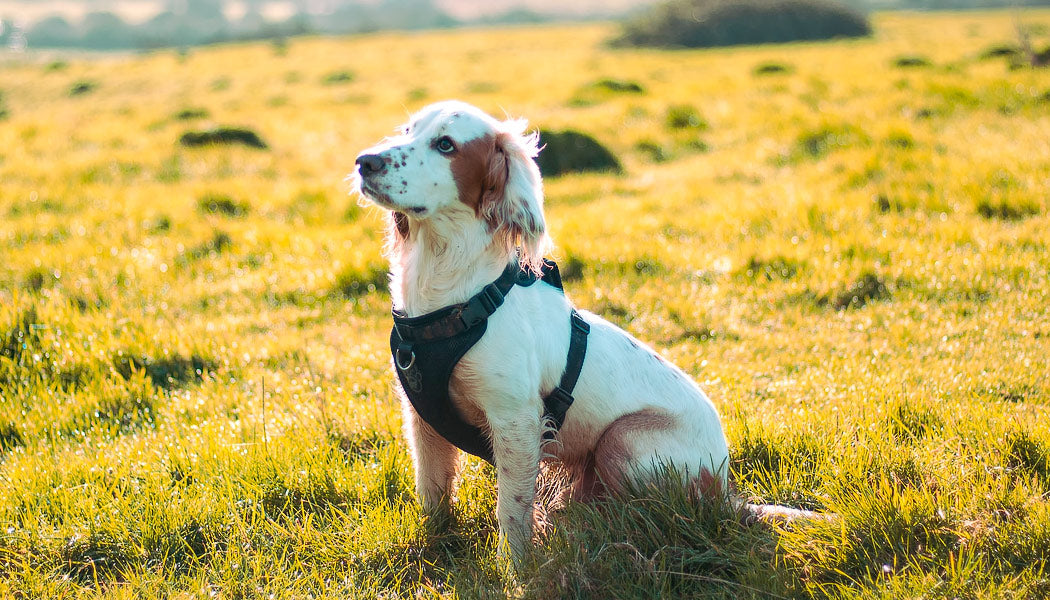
(26, 15), (80, 48)
(79, 12), (137, 49)
(312, 0), (456, 33)
(612, 0), (871, 48)
(476, 9), (550, 25)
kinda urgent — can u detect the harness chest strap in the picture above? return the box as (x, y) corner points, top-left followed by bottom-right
(389, 259), (588, 464)
(542, 310), (589, 439)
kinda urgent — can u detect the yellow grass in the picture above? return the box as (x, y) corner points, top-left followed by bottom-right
(1, 11), (1049, 598)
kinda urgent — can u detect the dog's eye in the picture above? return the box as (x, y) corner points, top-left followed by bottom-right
(434, 136), (456, 154)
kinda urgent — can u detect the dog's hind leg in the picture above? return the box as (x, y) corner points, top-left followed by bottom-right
(592, 408), (730, 498)
(402, 397), (460, 514)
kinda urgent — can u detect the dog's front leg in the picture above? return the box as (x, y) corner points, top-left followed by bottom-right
(487, 404), (542, 562)
(402, 397), (459, 514)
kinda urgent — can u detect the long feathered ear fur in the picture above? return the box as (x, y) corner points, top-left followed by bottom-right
(385, 210), (410, 256)
(480, 120), (550, 276)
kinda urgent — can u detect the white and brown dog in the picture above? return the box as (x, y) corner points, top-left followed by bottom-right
(352, 101), (809, 561)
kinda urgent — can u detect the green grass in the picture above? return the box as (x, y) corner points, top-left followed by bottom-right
(1, 10), (1049, 598)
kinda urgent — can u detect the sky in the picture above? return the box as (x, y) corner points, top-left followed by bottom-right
(0, 0), (656, 24)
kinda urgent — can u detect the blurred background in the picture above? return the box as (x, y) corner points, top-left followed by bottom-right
(1, 0), (1049, 596)
(2, 0), (1049, 51)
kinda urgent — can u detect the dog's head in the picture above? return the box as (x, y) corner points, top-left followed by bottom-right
(352, 100), (549, 274)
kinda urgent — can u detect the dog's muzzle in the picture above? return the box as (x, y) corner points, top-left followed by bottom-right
(355, 153), (386, 178)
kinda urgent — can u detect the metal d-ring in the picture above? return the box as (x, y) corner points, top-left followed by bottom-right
(395, 346), (416, 371)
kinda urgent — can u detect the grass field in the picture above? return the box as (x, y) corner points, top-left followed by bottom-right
(2, 10), (1050, 598)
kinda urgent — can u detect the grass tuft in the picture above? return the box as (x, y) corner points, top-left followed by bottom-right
(173, 107), (210, 120)
(181, 230), (234, 262)
(179, 127), (268, 149)
(665, 104), (708, 130)
(790, 123), (868, 161)
(887, 402), (944, 442)
(1004, 430), (1050, 480)
(322, 70), (356, 85)
(197, 193), (250, 217)
(975, 197), (1041, 220)
(59, 529), (143, 585)
(830, 271), (891, 309)
(753, 61), (793, 75)
(1, 306), (41, 365)
(111, 351), (216, 389)
(529, 467), (793, 599)
(592, 78), (646, 93)
(741, 255), (803, 281)
(559, 252), (586, 282)
(894, 55), (932, 68)
(332, 263), (388, 299)
(0, 422), (24, 452)
(68, 80), (97, 96)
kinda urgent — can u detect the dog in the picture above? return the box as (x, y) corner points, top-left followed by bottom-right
(352, 101), (814, 561)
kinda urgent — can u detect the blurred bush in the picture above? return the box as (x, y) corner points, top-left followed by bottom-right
(179, 127), (268, 149)
(611, 0), (871, 49)
(197, 194), (250, 218)
(535, 130), (623, 177)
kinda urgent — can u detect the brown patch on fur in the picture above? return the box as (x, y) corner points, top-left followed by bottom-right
(689, 468), (726, 502)
(450, 134), (506, 215)
(562, 451), (603, 502)
(591, 409), (676, 494)
(392, 211), (409, 240)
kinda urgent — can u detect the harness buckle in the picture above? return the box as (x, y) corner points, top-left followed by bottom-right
(459, 284), (505, 329)
(479, 283), (505, 313)
(570, 312), (590, 334)
(544, 386), (574, 422)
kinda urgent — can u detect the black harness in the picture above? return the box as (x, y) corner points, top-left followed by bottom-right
(389, 259), (589, 464)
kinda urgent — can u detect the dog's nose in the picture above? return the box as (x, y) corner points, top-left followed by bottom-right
(356, 153), (386, 176)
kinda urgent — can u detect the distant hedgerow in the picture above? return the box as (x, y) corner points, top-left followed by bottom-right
(612, 0), (871, 49)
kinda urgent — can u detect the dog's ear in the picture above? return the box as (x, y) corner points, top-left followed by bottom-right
(387, 210), (409, 252)
(480, 123), (550, 275)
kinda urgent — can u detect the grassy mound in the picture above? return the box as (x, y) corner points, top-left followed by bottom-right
(612, 0), (871, 49)
(535, 129), (623, 177)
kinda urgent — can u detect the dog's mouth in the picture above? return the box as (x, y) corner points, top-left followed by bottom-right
(358, 181), (428, 215)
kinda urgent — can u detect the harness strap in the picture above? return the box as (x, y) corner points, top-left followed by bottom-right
(390, 257), (587, 463)
(542, 309), (589, 439)
(392, 259), (561, 343)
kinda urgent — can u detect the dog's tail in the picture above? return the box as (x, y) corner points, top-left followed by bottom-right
(737, 501), (836, 526)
